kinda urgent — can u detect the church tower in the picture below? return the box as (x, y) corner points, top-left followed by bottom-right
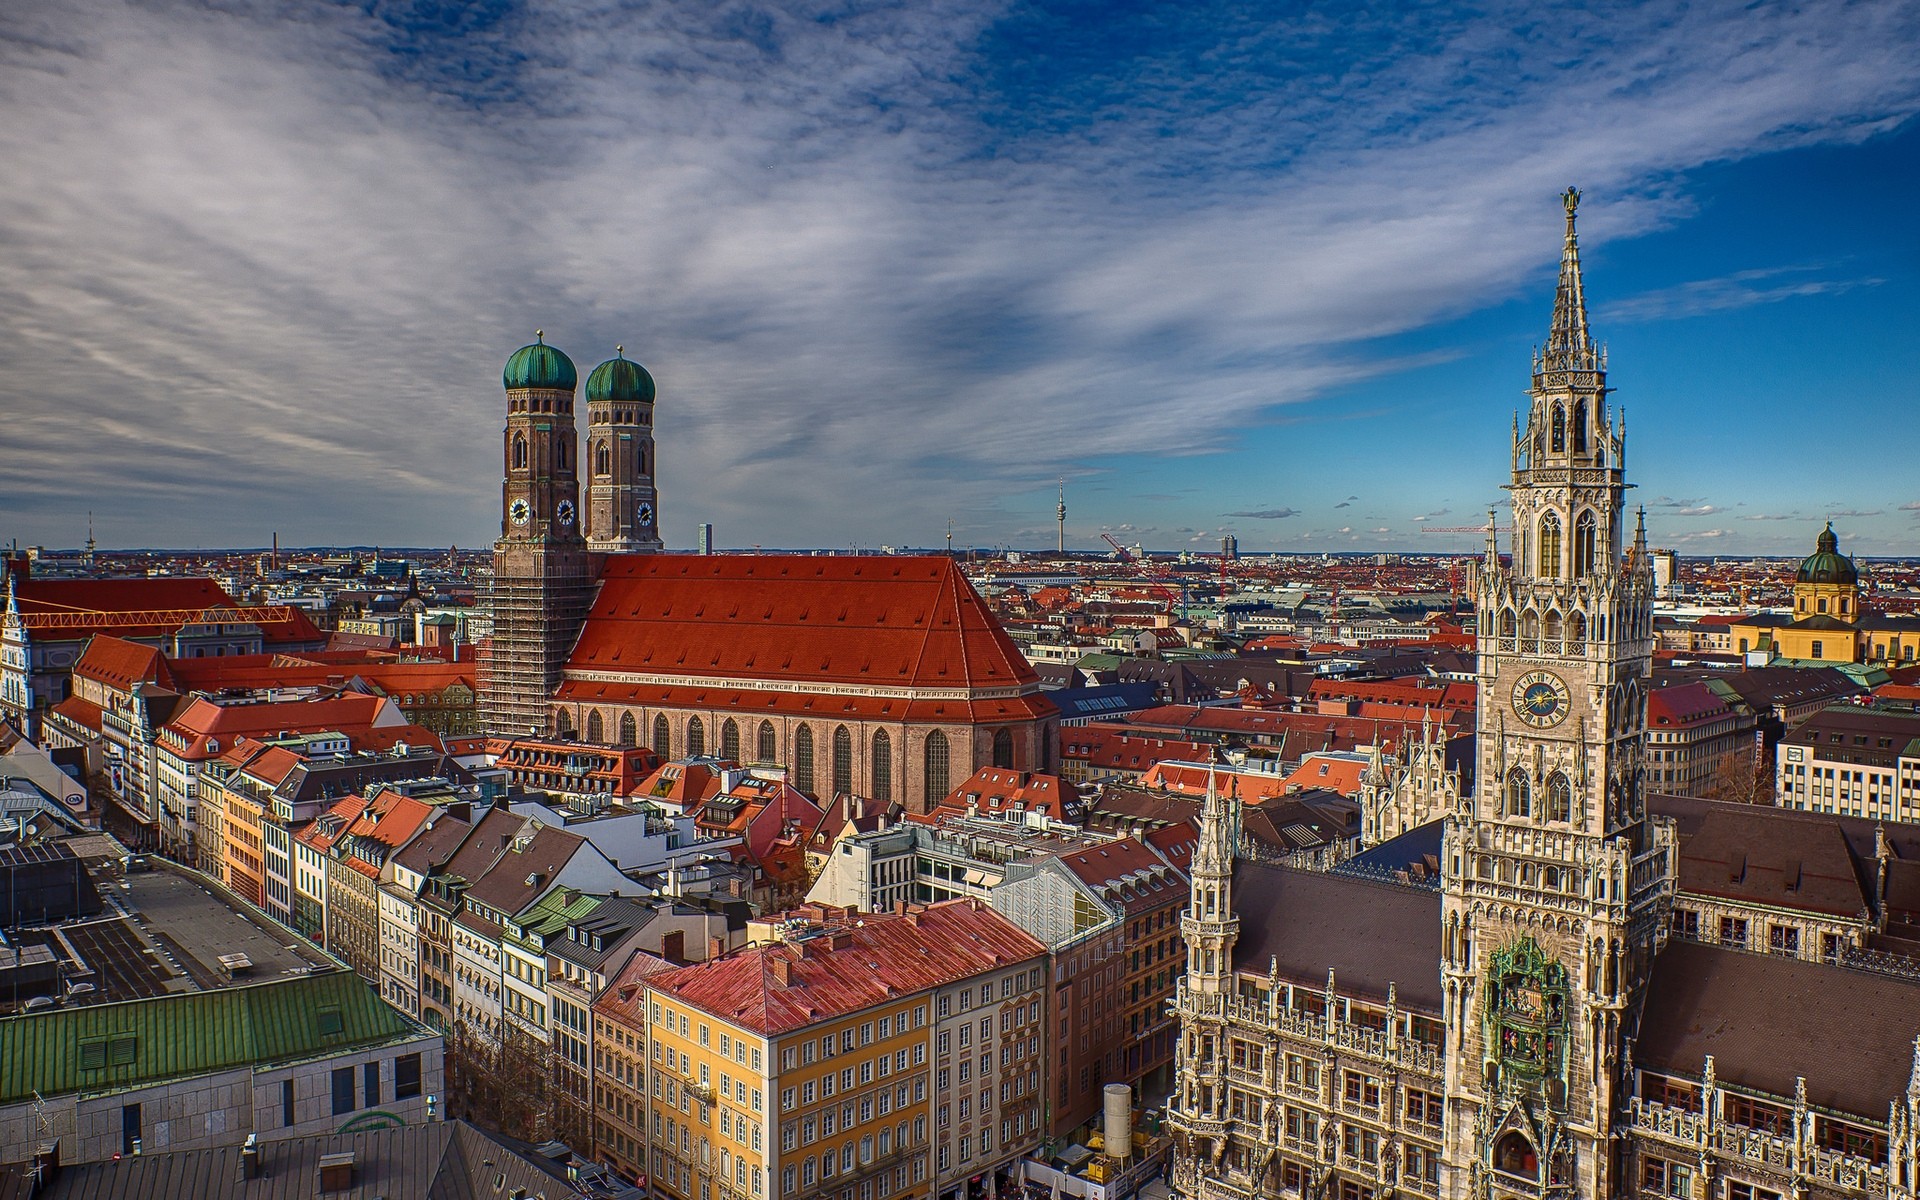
(583, 348), (664, 553)
(483, 333), (595, 737)
(1439, 190), (1675, 1200)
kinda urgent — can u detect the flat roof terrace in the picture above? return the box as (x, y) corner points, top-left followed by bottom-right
(1, 838), (335, 1014)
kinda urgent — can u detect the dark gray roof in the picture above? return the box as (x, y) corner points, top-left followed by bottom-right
(1231, 861), (1441, 1011)
(1637, 938), (1920, 1118)
(1, 1119), (641, 1200)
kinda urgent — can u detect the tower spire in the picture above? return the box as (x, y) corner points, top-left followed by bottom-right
(1542, 186), (1596, 371)
(1056, 479), (1066, 556)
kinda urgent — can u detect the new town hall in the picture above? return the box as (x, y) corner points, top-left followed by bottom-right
(1167, 193), (1920, 1200)
(480, 342), (1056, 812)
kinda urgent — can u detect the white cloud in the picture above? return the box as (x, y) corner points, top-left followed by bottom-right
(3, 0), (1918, 546)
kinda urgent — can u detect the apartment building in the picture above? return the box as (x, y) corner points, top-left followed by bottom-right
(627, 900), (1047, 1200)
(1776, 706), (1920, 823)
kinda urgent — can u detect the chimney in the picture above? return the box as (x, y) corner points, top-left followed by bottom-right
(770, 956), (794, 986)
(707, 935), (726, 961)
(317, 1150), (355, 1192)
(661, 930), (686, 963)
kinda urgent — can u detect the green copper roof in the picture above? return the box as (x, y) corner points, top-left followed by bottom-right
(586, 350), (656, 405)
(0, 969), (424, 1104)
(503, 333), (578, 391)
(1796, 523), (1858, 585)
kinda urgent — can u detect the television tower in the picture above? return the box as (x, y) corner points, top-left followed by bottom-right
(1056, 480), (1067, 555)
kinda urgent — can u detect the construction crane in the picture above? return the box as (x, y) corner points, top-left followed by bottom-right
(9, 602), (307, 631)
(1420, 524), (1513, 534)
(1099, 534), (1185, 616)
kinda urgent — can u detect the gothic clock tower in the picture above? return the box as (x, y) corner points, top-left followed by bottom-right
(583, 348), (664, 553)
(483, 332), (594, 737)
(1440, 190), (1675, 1200)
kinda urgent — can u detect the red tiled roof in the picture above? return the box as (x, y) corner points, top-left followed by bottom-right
(935, 766), (1079, 819)
(11, 577), (322, 644)
(158, 693), (401, 760)
(1648, 682), (1735, 727)
(71, 635), (177, 694)
(1278, 754), (1368, 797)
(555, 679), (1054, 725)
(567, 556), (1047, 704)
(1058, 724), (1211, 773)
(48, 694), (104, 732)
(648, 899), (1046, 1036)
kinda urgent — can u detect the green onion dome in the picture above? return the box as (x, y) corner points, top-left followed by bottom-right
(585, 347), (657, 405)
(1796, 523), (1858, 585)
(503, 331), (578, 391)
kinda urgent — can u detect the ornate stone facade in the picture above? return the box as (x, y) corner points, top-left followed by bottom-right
(1166, 192), (1920, 1200)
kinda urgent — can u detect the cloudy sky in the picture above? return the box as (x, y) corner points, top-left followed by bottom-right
(3, 0), (1918, 556)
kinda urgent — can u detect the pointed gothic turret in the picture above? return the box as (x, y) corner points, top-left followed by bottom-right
(1541, 186), (1596, 372)
(1182, 769), (1239, 996)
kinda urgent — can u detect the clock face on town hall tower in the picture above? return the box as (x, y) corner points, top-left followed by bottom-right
(1511, 669), (1572, 728)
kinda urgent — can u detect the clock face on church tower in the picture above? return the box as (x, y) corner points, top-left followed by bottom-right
(509, 499), (531, 527)
(556, 499), (576, 527)
(1512, 671), (1572, 728)
(637, 501), (654, 527)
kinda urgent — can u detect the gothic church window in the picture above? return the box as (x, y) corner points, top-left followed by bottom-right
(832, 726), (853, 796)
(1538, 514), (1563, 578)
(618, 712), (637, 747)
(872, 730), (893, 802)
(1506, 770), (1531, 818)
(587, 709), (605, 744)
(1550, 404), (1566, 453)
(1545, 772), (1572, 822)
(793, 725), (815, 794)
(595, 441), (610, 476)
(687, 717), (705, 758)
(992, 729), (1013, 769)
(512, 434), (528, 470)
(758, 721), (777, 764)
(721, 719), (741, 762)
(1572, 400), (1588, 452)
(1574, 512), (1597, 577)
(653, 715), (671, 757)
(924, 730), (950, 802)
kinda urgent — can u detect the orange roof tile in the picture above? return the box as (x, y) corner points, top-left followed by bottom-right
(70, 635), (177, 694)
(648, 899), (1045, 1036)
(567, 556), (1049, 707)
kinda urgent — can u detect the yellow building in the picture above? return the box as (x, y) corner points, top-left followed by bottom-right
(1725, 525), (1920, 666)
(631, 900), (1047, 1200)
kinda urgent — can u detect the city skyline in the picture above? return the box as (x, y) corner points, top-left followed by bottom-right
(4, 1), (1919, 554)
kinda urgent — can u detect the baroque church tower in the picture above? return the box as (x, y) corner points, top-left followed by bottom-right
(583, 348), (664, 553)
(483, 333), (595, 736)
(1439, 189), (1675, 1199)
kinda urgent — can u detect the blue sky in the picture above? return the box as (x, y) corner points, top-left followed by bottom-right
(1, 0), (1917, 556)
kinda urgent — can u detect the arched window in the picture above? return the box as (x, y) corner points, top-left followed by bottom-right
(652, 714), (671, 757)
(686, 716), (705, 758)
(757, 720), (777, 764)
(992, 728), (1014, 769)
(1550, 404), (1566, 453)
(638, 445), (650, 476)
(872, 730), (893, 802)
(1521, 610), (1540, 643)
(1495, 1131), (1539, 1180)
(512, 434), (528, 470)
(618, 712), (637, 747)
(1500, 608), (1516, 639)
(595, 440), (610, 476)
(721, 719), (741, 763)
(1538, 514), (1562, 579)
(1568, 612), (1587, 643)
(1506, 770), (1531, 819)
(832, 726), (853, 796)
(555, 710), (575, 738)
(1545, 772), (1573, 823)
(1574, 511), (1597, 578)
(1544, 609), (1563, 642)
(924, 730), (950, 802)
(793, 725), (816, 793)
(1572, 400), (1588, 452)
(586, 709), (605, 744)
(556, 437), (569, 471)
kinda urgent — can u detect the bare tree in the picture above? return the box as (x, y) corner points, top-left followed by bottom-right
(1700, 748), (1772, 806)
